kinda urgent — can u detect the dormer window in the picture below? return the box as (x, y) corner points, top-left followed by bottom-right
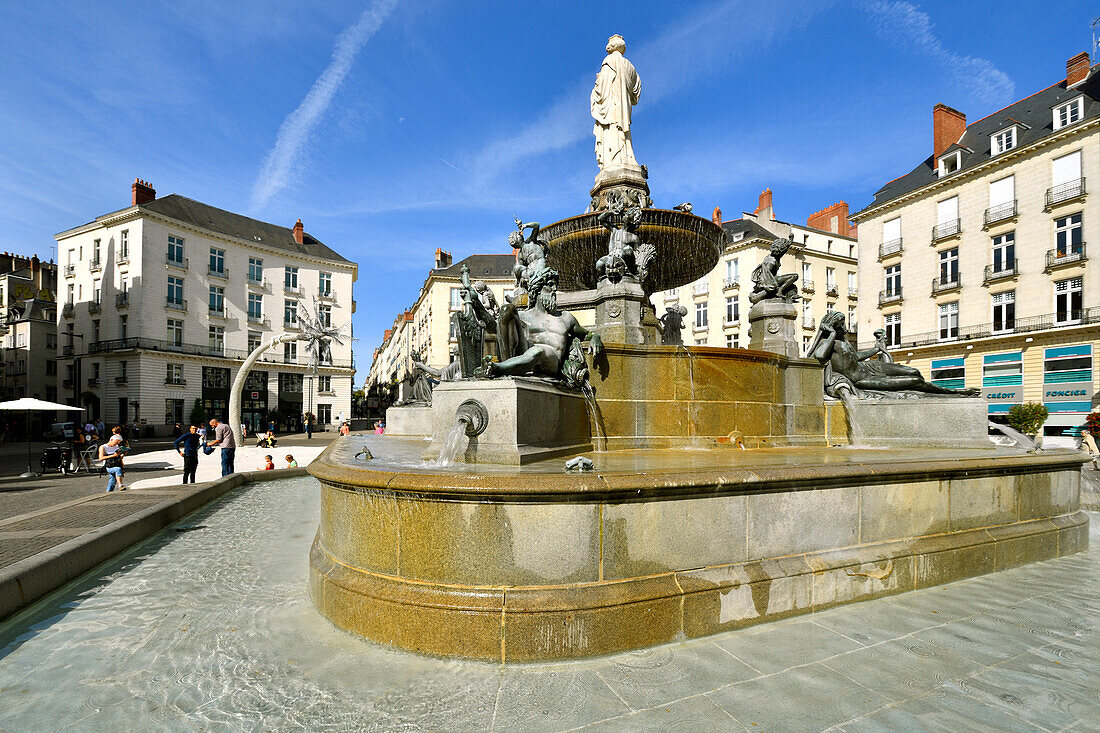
(991, 126), (1017, 155)
(1053, 97), (1084, 130)
(937, 150), (962, 177)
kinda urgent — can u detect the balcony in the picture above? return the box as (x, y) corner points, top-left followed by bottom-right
(61, 379), (73, 389)
(984, 261), (1018, 284)
(878, 238), (903, 259)
(209, 305), (227, 319)
(63, 264), (75, 278)
(802, 317), (816, 330)
(89, 258), (102, 273)
(114, 376), (127, 385)
(983, 200), (1017, 227)
(1045, 178), (1086, 209)
(875, 306), (1100, 350)
(165, 297), (188, 312)
(62, 302), (74, 318)
(284, 284), (302, 296)
(802, 279), (815, 293)
(62, 345), (74, 357)
(165, 378), (187, 387)
(878, 288), (902, 306)
(87, 378), (101, 388)
(248, 315), (270, 328)
(88, 300), (102, 314)
(722, 277), (740, 290)
(208, 266), (229, 280)
(826, 285), (838, 297)
(692, 281), (709, 296)
(723, 318), (740, 327)
(847, 288), (859, 300)
(932, 219), (961, 242)
(318, 288), (336, 301)
(166, 254), (189, 270)
(117, 252), (129, 265)
(284, 318), (301, 330)
(1045, 244), (1087, 271)
(115, 292), (129, 308)
(247, 277), (271, 292)
(931, 276), (961, 295)
(663, 290), (679, 301)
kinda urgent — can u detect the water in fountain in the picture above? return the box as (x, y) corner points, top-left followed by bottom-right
(988, 421), (1035, 450)
(581, 383), (607, 452)
(432, 419), (469, 466)
(676, 345), (703, 448)
(838, 392), (868, 447)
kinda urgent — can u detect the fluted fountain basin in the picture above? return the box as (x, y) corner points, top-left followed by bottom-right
(541, 208), (723, 292)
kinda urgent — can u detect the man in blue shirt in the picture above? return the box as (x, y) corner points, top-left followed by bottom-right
(174, 424), (201, 484)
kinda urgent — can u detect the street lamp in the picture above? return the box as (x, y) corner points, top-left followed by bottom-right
(306, 375), (314, 439)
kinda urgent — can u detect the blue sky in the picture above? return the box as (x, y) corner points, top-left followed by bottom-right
(0, 0), (1094, 372)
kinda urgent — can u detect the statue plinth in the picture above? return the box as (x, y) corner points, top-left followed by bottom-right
(590, 166), (649, 211)
(559, 280), (656, 345)
(748, 301), (799, 359)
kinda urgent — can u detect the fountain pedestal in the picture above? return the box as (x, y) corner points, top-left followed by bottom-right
(590, 166), (649, 210)
(748, 301), (800, 358)
(423, 378), (592, 465)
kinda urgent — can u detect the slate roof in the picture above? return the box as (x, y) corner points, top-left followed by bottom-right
(721, 219), (775, 242)
(140, 195), (352, 264)
(433, 253), (515, 279)
(859, 66), (1100, 214)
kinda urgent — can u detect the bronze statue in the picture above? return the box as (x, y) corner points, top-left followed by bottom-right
(809, 311), (978, 398)
(871, 328), (894, 363)
(595, 200), (656, 287)
(509, 219), (549, 302)
(657, 305), (688, 346)
(749, 236), (800, 304)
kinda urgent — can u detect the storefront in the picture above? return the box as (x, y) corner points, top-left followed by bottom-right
(277, 372), (303, 432)
(202, 366), (230, 422)
(982, 351), (1023, 419)
(242, 370), (268, 433)
(929, 357), (965, 391)
(1042, 344), (1094, 438)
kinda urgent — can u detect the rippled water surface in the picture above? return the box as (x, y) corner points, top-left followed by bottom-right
(0, 478), (1096, 731)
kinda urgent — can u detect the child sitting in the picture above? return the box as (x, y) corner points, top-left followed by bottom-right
(285, 455), (298, 468)
(260, 454), (274, 471)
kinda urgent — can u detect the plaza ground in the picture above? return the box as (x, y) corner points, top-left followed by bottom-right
(0, 472), (1095, 731)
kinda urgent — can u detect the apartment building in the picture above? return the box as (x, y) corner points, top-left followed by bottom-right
(852, 52), (1100, 438)
(0, 255), (60, 427)
(365, 249), (514, 401)
(55, 180), (357, 435)
(654, 190), (859, 355)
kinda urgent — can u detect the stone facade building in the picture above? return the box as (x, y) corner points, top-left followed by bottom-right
(851, 52), (1100, 439)
(654, 190), (859, 355)
(54, 180), (357, 435)
(0, 255), (60, 431)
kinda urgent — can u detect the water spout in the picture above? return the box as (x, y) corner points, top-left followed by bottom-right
(581, 383), (607, 452)
(433, 419), (469, 467)
(988, 421), (1036, 450)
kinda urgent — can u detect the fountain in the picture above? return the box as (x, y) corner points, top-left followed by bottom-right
(309, 35), (1088, 661)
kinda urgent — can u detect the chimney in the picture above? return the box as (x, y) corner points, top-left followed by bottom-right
(933, 104), (966, 160)
(292, 219), (305, 244)
(753, 188), (774, 221)
(712, 206), (722, 225)
(131, 178), (156, 206)
(807, 202), (852, 236)
(1067, 51), (1091, 86)
(435, 248), (452, 269)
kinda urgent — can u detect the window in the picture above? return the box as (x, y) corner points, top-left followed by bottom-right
(882, 217), (901, 246)
(884, 314), (901, 347)
(1055, 213), (1083, 256)
(938, 248), (959, 285)
(937, 150), (962, 177)
(803, 336), (812, 355)
(284, 266), (299, 289)
(203, 366), (229, 389)
(209, 247), (225, 274)
(92, 238), (101, 264)
(450, 287), (463, 310)
(726, 333), (739, 348)
(992, 232), (1015, 272)
(318, 375), (332, 392)
(119, 315), (127, 340)
(165, 399), (184, 425)
(248, 293), (263, 320)
(935, 196), (959, 234)
(319, 304), (332, 328)
(1055, 276), (1083, 324)
(167, 364), (184, 385)
(848, 304), (857, 325)
(209, 325), (224, 354)
(248, 331), (262, 353)
(1052, 150), (1082, 187)
(725, 296), (739, 323)
(46, 333), (57, 350)
(694, 339), (706, 346)
(167, 319), (183, 347)
(826, 267), (836, 291)
(168, 235), (184, 263)
(992, 291), (1015, 333)
(279, 372), (303, 392)
(319, 272), (332, 296)
(66, 283), (74, 304)
(119, 230), (128, 258)
(1054, 97), (1084, 130)
(46, 361), (57, 376)
(120, 276), (128, 293)
(167, 276), (183, 305)
(209, 285), (225, 314)
(694, 301), (708, 328)
(284, 341), (298, 363)
(848, 272), (856, 292)
(983, 352), (1023, 415)
(284, 299), (297, 324)
(884, 264), (901, 296)
(317, 404), (332, 424)
(119, 361), (128, 381)
(93, 279), (101, 304)
(801, 262), (811, 283)
(1042, 345), (1093, 428)
(92, 320), (100, 343)
(248, 257), (263, 282)
(930, 358), (965, 390)
(938, 302), (959, 340)
(991, 127), (1016, 155)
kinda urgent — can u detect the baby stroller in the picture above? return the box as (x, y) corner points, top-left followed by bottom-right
(40, 443), (75, 474)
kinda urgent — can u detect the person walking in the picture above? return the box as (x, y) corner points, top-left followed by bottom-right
(98, 435), (126, 492)
(206, 417), (236, 477)
(174, 424), (201, 484)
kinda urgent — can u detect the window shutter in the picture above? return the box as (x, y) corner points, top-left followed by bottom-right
(882, 217), (901, 242)
(989, 176), (1014, 206)
(1052, 151), (1082, 186)
(936, 197), (958, 224)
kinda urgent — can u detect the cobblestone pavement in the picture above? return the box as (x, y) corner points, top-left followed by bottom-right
(0, 476), (1095, 731)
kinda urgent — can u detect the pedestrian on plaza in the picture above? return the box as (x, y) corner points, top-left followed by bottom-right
(241, 422), (248, 439)
(206, 417), (236, 477)
(172, 422), (182, 438)
(98, 435), (126, 492)
(259, 454), (275, 471)
(96, 418), (106, 436)
(374, 421), (383, 435)
(305, 413), (313, 439)
(285, 455), (298, 468)
(174, 425), (201, 484)
(339, 422), (350, 436)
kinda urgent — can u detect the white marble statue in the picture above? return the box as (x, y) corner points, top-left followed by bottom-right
(591, 34), (641, 172)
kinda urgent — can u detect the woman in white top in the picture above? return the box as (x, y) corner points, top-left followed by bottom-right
(98, 435), (126, 492)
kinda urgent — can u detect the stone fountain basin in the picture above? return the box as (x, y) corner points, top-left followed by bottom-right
(540, 208), (723, 292)
(308, 436), (1088, 662)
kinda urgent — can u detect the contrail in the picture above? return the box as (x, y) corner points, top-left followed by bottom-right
(250, 0), (398, 211)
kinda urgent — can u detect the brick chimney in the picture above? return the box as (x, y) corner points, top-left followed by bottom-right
(435, 248), (452, 269)
(807, 202), (852, 236)
(131, 178), (156, 206)
(1067, 52), (1091, 86)
(712, 206), (722, 225)
(292, 219), (304, 244)
(933, 104), (966, 160)
(753, 188), (774, 221)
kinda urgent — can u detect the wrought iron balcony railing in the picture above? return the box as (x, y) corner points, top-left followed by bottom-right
(983, 200), (1017, 226)
(878, 238), (903, 258)
(1045, 177), (1086, 208)
(932, 219), (961, 241)
(1045, 244), (1087, 270)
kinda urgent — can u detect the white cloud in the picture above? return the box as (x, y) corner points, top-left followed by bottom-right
(249, 0), (399, 212)
(861, 1), (1014, 106)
